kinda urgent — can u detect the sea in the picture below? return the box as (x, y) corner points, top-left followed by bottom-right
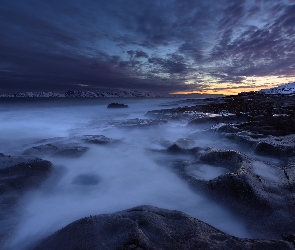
(0, 97), (254, 249)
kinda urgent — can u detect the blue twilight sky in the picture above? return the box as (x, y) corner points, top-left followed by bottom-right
(1, 0), (295, 94)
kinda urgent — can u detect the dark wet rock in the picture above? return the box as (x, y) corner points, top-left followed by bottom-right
(107, 103), (128, 108)
(72, 174), (100, 186)
(236, 114), (295, 136)
(284, 234), (295, 247)
(146, 94), (295, 127)
(212, 123), (242, 134)
(213, 124), (295, 158)
(171, 148), (295, 238)
(0, 155), (53, 194)
(254, 138), (295, 157)
(82, 135), (121, 144)
(188, 113), (237, 125)
(109, 118), (168, 128)
(0, 154), (53, 248)
(199, 149), (243, 172)
(22, 143), (88, 158)
(33, 205), (294, 250)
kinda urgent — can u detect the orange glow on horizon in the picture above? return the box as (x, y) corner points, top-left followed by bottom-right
(171, 87), (261, 95)
(171, 76), (295, 95)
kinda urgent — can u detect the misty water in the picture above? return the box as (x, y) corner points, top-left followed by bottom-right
(1, 98), (254, 249)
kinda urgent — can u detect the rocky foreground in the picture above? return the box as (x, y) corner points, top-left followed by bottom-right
(1, 93), (295, 249)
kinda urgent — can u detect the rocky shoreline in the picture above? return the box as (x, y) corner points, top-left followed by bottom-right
(1, 93), (295, 249)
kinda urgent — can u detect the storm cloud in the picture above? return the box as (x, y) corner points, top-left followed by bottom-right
(0, 0), (294, 93)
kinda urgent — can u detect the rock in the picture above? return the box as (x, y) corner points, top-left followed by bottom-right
(174, 138), (196, 149)
(167, 138), (198, 154)
(0, 157), (53, 194)
(188, 113), (237, 126)
(254, 140), (295, 157)
(107, 103), (128, 108)
(236, 115), (295, 136)
(22, 143), (88, 158)
(0, 154), (53, 248)
(171, 148), (295, 238)
(213, 124), (295, 158)
(82, 135), (121, 144)
(33, 205), (294, 250)
(108, 118), (168, 128)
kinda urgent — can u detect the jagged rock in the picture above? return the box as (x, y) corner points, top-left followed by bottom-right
(107, 103), (129, 108)
(33, 206), (294, 250)
(22, 143), (88, 158)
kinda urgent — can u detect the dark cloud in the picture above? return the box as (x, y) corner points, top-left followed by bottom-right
(208, 2), (295, 81)
(218, 1), (246, 29)
(0, 0), (294, 93)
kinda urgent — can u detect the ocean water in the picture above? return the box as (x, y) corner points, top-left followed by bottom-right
(0, 98), (250, 249)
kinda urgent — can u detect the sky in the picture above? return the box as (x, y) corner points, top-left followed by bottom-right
(1, 0), (295, 95)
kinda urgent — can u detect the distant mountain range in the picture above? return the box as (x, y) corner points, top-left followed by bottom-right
(259, 82), (295, 94)
(0, 90), (214, 98)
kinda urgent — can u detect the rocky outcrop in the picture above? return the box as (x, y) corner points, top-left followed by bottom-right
(33, 205), (294, 250)
(169, 148), (295, 238)
(214, 124), (295, 158)
(146, 94), (295, 124)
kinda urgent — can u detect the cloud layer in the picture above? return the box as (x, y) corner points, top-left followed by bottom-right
(0, 0), (295, 93)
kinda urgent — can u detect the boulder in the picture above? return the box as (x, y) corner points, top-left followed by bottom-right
(33, 205), (294, 250)
(0, 154), (53, 248)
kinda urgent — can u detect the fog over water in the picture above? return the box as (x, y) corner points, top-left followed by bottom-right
(1, 98), (252, 249)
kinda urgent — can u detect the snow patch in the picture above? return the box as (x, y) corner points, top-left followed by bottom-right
(259, 82), (295, 95)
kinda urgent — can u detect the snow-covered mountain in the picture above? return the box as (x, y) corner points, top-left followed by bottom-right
(0, 90), (199, 98)
(259, 82), (295, 94)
